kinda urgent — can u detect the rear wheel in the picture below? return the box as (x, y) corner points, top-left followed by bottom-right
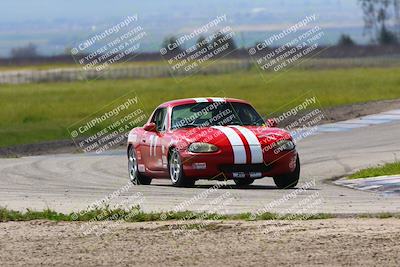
(234, 178), (255, 186)
(169, 148), (195, 187)
(273, 155), (300, 189)
(128, 146), (152, 185)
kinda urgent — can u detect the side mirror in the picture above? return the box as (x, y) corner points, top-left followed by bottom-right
(266, 118), (278, 127)
(144, 122), (157, 132)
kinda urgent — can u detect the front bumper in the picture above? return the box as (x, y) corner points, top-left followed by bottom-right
(180, 148), (298, 179)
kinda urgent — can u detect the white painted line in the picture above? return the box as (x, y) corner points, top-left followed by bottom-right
(318, 123), (367, 129)
(316, 126), (352, 132)
(339, 119), (378, 125)
(358, 119), (393, 125)
(382, 109), (400, 115)
(362, 114), (400, 120)
(359, 185), (383, 190)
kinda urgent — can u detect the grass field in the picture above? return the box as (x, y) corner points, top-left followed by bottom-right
(0, 66), (400, 147)
(2, 206), (399, 222)
(349, 162), (400, 179)
(0, 206), (334, 222)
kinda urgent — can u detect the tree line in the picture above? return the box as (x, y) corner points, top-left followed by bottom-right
(357, 0), (400, 44)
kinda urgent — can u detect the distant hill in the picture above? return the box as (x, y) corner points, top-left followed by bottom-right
(0, 0), (366, 57)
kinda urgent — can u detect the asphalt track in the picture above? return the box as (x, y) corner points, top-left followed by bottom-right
(1, 111), (400, 215)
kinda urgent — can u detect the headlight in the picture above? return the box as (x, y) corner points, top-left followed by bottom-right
(188, 142), (219, 153)
(275, 140), (295, 151)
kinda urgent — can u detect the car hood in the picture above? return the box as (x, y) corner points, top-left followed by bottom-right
(173, 125), (292, 148)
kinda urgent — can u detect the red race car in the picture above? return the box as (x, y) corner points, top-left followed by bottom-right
(127, 97), (300, 188)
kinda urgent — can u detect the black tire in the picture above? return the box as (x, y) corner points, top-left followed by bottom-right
(273, 155), (300, 189)
(128, 146), (152, 185)
(234, 178), (255, 186)
(169, 148), (195, 187)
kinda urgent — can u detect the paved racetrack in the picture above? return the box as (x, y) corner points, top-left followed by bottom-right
(1, 119), (400, 215)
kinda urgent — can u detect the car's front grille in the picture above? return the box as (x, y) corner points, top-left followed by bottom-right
(219, 163), (273, 173)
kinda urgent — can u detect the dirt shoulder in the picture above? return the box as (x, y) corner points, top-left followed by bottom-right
(1, 98), (400, 158)
(0, 218), (399, 266)
(319, 98), (400, 123)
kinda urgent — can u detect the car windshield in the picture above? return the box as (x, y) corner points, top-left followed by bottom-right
(171, 102), (264, 129)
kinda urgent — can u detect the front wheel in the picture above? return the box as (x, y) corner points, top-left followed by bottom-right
(273, 155), (300, 189)
(169, 148), (195, 187)
(128, 146), (152, 185)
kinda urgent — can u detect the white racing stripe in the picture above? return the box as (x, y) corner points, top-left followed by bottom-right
(210, 97), (225, 102)
(193, 97), (225, 103)
(193, 98), (209, 103)
(231, 126), (264, 164)
(212, 126), (246, 164)
(149, 135), (154, 156)
(153, 136), (158, 157)
(149, 135), (158, 157)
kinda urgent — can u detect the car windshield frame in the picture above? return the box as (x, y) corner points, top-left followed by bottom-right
(170, 102), (264, 130)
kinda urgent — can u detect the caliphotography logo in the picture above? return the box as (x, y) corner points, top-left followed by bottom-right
(71, 14), (148, 81)
(159, 14), (243, 82)
(67, 91), (148, 154)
